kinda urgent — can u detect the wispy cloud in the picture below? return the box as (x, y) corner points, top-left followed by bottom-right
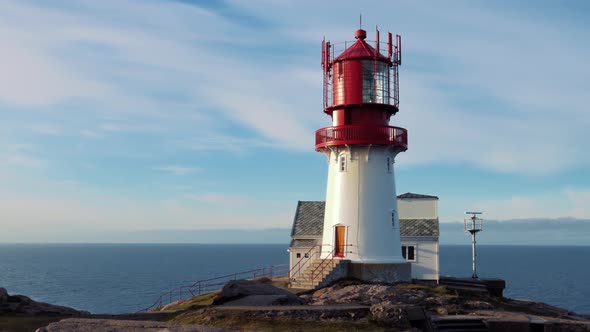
(31, 123), (62, 136)
(152, 165), (201, 176)
(467, 188), (590, 220)
(79, 130), (104, 139)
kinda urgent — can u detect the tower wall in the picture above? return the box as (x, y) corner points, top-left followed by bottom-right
(321, 145), (405, 263)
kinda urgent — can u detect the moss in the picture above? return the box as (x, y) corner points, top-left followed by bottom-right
(153, 291), (220, 312)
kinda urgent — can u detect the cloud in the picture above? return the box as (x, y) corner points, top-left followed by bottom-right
(31, 123), (62, 136)
(79, 130), (104, 139)
(440, 218), (590, 245)
(152, 165), (201, 176)
(464, 188), (590, 220)
(226, 1), (590, 175)
(0, 144), (46, 168)
(2, 1), (586, 173)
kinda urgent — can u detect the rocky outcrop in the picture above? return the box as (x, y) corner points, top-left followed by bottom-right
(369, 302), (413, 328)
(0, 287), (88, 316)
(212, 280), (303, 306)
(36, 318), (230, 332)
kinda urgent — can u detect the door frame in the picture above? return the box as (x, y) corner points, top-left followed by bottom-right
(333, 224), (347, 258)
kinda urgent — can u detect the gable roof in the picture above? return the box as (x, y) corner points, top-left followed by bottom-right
(290, 201), (325, 238)
(291, 200), (439, 241)
(398, 192), (439, 200)
(399, 219), (439, 237)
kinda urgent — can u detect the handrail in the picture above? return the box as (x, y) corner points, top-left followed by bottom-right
(138, 264), (288, 312)
(310, 244), (354, 287)
(288, 245), (321, 280)
(315, 125), (407, 150)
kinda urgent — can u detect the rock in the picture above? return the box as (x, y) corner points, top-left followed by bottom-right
(0, 287), (8, 302)
(464, 300), (494, 310)
(221, 294), (303, 306)
(370, 301), (412, 328)
(0, 288), (88, 316)
(435, 306), (448, 316)
(36, 318), (231, 331)
(212, 279), (302, 305)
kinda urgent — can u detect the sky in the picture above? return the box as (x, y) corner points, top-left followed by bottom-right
(0, 0), (589, 243)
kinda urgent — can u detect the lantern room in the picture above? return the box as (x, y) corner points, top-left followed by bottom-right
(322, 28), (402, 115)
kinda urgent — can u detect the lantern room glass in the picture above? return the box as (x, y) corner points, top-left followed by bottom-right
(362, 60), (389, 104)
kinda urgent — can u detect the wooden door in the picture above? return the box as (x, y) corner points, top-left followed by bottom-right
(334, 226), (346, 257)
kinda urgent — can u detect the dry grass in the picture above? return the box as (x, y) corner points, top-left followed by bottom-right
(153, 291), (219, 312)
(169, 309), (385, 332)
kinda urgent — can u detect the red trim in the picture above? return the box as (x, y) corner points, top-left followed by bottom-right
(315, 125), (407, 150)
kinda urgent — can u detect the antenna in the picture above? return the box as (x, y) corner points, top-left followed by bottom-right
(464, 211), (484, 278)
(359, 14), (362, 29)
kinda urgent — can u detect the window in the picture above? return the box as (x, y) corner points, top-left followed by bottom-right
(386, 156), (392, 173)
(304, 253), (309, 258)
(391, 210), (396, 228)
(402, 245), (416, 261)
(296, 253), (301, 258)
(339, 154), (347, 172)
(362, 60), (389, 103)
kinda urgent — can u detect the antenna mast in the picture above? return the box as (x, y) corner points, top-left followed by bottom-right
(464, 211), (484, 278)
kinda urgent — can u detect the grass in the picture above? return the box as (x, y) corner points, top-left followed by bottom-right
(153, 291), (219, 311)
(169, 309), (385, 332)
(0, 314), (69, 332)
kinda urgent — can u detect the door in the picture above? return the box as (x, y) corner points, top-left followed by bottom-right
(334, 226), (346, 257)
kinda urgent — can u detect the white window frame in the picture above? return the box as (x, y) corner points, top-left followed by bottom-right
(339, 154), (347, 172)
(402, 245), (417, 262)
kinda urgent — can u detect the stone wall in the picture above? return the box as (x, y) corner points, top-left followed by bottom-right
(347, 262), (412, 283)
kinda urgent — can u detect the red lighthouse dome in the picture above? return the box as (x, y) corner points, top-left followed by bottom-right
(316, 28), (407, 150)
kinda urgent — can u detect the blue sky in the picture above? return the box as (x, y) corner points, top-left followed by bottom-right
(0, 0), (589, 242)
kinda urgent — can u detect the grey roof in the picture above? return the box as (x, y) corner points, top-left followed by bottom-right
(290, 201), (439, 241)
(399, 219), (439, 237)
(290, 201), (325, 237)
(289, 238), (319, 248)
(398, 192), (439, 200)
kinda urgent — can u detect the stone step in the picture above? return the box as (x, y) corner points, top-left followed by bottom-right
(301, 268), (334, 277)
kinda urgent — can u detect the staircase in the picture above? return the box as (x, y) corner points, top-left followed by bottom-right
(430, 316), (488, 332)
(290, 259), (344, 289)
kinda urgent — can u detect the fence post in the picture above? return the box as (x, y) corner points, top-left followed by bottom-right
(269, 265), (273, 279)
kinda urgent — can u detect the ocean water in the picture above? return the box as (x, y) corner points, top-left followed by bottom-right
(0, 244), (588, 314)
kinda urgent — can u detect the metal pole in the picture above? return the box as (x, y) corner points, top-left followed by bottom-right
(471, 217), (478, 279)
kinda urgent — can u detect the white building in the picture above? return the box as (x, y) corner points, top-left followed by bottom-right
(288, 192), (439, 282)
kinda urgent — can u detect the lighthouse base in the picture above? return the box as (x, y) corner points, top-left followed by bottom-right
(322, 261), (412, 285)
(347, 262), (412, 283)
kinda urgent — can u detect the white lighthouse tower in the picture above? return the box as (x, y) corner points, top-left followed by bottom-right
(316, 27), (410, 280)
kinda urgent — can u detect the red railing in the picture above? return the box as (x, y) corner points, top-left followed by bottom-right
(138, 264), (288, 312)
(315, 125), (407, 150)
(288, 245), (322, 280)
(310, 244), (354, 286)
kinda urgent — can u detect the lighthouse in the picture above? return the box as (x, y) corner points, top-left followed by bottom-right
(315, 27), (411, 281)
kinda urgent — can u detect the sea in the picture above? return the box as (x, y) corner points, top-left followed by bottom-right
(0, 244), (588, 315)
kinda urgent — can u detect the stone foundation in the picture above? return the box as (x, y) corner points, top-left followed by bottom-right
(347, 262), (412, 283)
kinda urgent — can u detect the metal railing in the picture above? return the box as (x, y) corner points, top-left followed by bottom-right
(310, 244), (354, 286)
(323, 39), (401, 110)
(288, 245), (322, 280)
(138, 264), (288, 312)
(315, 125), (407, 149)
